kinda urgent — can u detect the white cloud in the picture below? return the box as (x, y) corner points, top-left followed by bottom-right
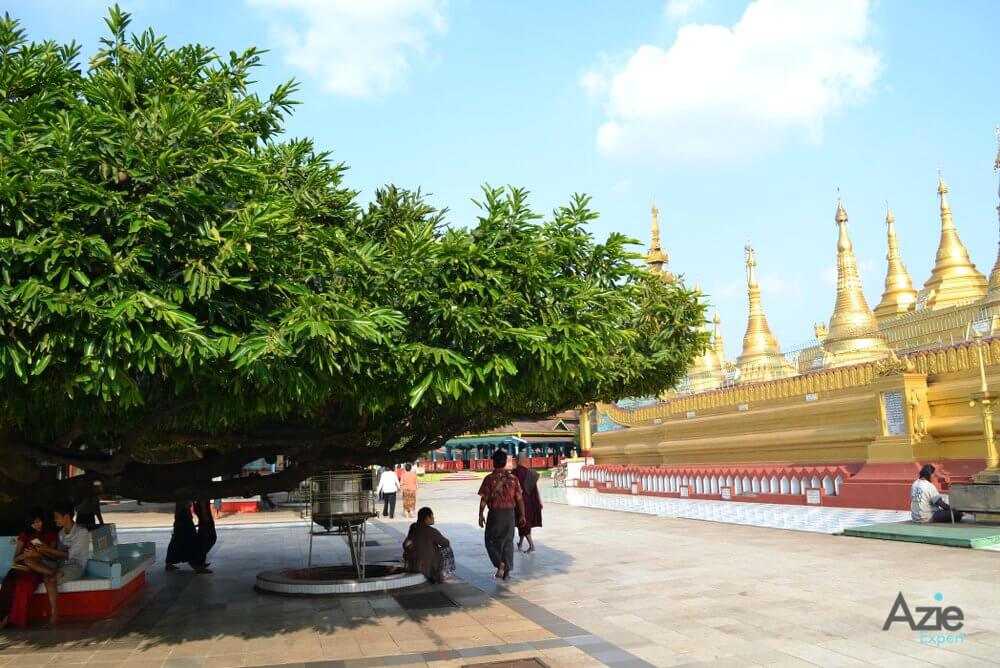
(665, 0), (705, 21)
(584, 0), (882, 162)
(248, 0), (448, 97)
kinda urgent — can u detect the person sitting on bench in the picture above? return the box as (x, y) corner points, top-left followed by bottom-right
(21, 501), (90, 624)
(911, 464), (962, 523)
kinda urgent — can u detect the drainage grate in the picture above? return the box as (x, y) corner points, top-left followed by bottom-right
(394, 591), (457, 610)
(364, 540), (379, 546)
(462, 660), (550, 668)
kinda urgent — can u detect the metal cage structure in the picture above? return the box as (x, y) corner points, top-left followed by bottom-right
(305, 470), (377, 579)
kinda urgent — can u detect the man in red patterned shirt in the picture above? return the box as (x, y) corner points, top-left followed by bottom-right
(478, 450), (525, 580)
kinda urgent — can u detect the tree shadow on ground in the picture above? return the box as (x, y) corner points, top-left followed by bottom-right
(0, 517), (575, 657)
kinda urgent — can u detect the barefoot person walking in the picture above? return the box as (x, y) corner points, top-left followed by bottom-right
(477, 450), (525, 580)
(513, 453), (543, 553)
(400, 463), (419, 518)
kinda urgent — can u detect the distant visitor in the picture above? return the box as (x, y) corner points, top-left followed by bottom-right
(166, 501), (213, 573)
(377, 466), (401, 519)
(400, 463), (419, 518)
(512, 453), (543, 553)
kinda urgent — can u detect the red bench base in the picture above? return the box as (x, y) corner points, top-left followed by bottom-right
(24, 572), (147, 624)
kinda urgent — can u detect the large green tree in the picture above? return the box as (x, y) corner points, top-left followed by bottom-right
(0, 8), (705, 522)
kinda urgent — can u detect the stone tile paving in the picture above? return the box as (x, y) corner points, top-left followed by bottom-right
(3, 479), (999, 667)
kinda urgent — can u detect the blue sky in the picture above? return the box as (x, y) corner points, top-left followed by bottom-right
(9, 0), (1000, 359)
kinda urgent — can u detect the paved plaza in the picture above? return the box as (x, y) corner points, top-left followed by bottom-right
(3, 480), (1000, 667)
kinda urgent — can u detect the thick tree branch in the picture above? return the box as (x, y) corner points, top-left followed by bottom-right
(7, 436), (119, 475)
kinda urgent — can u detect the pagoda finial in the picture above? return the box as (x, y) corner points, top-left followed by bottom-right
(995, 126), (1000, 170)
(737, 244), (795, 383)
(822, 197), (889, 368)
(646, 199), (671, 279)
(985, 129), (1000, 303)
(918, 172), (986, 309)
(874, 201), (918, 321)
(745, 244), (758, 286)
(835, 191), (847, 224)
(651, 199), (660, 246)
(712, 310), (726, 370)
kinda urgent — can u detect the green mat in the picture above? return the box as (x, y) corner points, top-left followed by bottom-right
(843, 521), (1000, 549)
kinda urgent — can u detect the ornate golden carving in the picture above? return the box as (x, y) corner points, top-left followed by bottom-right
(874, 350), (907, 377)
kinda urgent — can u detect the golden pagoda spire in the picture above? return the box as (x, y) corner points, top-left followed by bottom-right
(917, 172), (987, 309)
(686, 313), (724, 392)
(873, 204), (918, 321)
(646, 200), (673, 280)
(737, 245), (795, 383)
(822, 198), (889, 368)
(712, 310), (726, 370)
(986, 129), (1000, 303)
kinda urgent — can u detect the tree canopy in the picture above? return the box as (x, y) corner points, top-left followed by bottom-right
(0, 8), (706, 515)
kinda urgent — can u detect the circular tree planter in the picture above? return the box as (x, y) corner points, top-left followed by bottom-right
(255, 563), (426, 596)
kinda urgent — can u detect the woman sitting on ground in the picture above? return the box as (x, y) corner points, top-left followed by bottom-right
(402, 507), (454, 583)
(0, 508), (58, 629)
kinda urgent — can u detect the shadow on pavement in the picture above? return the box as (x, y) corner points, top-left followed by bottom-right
(0, 514), (574, 654)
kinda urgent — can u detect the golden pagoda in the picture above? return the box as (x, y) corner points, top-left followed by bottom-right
(736, 245), (796, 382)
(873, 206), (918, 321)
(712, 311), (726, 371)
(685, 283), (725, 392)
(686, 319), (724, 392)
(821, 199), (890, 368)
(646, 202), (673, 280)
(916, 174), (986, 309)
(590, 134), (1000, 509)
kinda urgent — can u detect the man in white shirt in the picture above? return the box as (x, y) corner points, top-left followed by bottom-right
(26, 501), (90, 624)
(911, 464), (961, 523)
(377, 467), (401, 519)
